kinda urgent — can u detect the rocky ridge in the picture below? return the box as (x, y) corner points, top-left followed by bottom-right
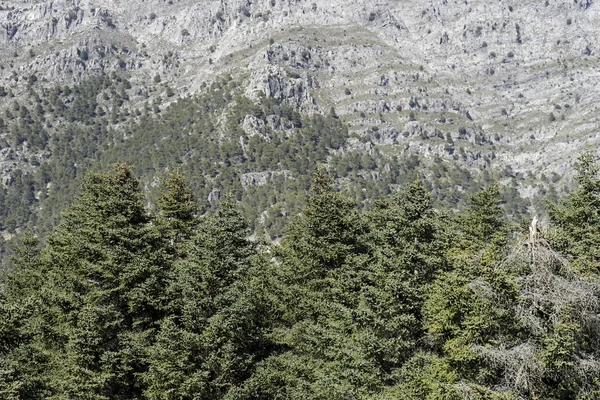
(1, 0), (600, 197)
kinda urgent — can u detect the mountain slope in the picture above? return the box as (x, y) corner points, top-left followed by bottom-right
(0, 0), (598, 240)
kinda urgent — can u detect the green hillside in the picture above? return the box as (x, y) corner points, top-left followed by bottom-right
(0, 73), (533, 255)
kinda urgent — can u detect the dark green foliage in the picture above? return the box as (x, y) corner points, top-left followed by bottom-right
(0, 232), (49, 399)
(1, 165), (172, 398)
(156, 170), (199, 256)
(283, 169), (368, 274)
(549, 151), (600, 273)
(450, 183), (513, 269)
(237, 174), (379, 398)
(369, 179), (448, 284)
(1, 148), (600, 399)
(237, 177), (444, 398)
(42, 165), (171, 399)
(418, 185), (520, 394)
(145, 198), (272, 399)
(365, 180), (449, 366)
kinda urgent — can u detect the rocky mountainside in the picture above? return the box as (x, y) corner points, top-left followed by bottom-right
(0, 0), (599, 236)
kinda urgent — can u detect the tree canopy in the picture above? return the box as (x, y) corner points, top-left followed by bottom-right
(1, 156), (600, 399)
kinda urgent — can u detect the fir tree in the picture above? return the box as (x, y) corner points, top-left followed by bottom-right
(41, 164), (170, 398)
(145, 197), (271, 399)
(549, 151), (600, 274)
(236, 170), (376, 399)
(156, 170), (199, 256)
(450, 183), (513, 269)
(366, 180), (449, 371)
(0, 232), (50, 399)
(421, 184), (519, 391)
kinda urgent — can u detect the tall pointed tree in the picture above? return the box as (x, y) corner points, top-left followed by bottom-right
(145, 196), (272, 399)
(450, 183), (512, 269)
(41, 164), (170, 399)
(283, 167), (368, 280)
(235, 170), (378, 399)
(2, 230), (44, 300)
(156, 170), (199, 256)
(549, 151), (600, 274)
(365, 179), (449, 372)
(419, 184), (518, 394)
(0, 232), (50, 399)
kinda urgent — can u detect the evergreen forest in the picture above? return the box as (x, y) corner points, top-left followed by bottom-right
(2, 151), (600, 399)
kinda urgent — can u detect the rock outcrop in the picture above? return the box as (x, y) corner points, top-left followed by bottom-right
(1, 0), (599, 187)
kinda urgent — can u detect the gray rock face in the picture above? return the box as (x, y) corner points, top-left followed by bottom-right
(1, 0), (599, 190)
(240, 170), (291, 189)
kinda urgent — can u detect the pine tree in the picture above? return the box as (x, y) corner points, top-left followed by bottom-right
(236, 170), (377, 399)
(2, 230), (44, 300)
(145, 197), (271, 399)
(283, 168), (368, 280)
(420, 184), (519, 391)
(450, 183), (512, 269)
(0, 232), (50, 399)
(369, 179), (448, 284)
(156, 170), (199, 256)
(549, 151), (600, 274)
(40, 164), (170, 398)
(366, 180), (449, 371)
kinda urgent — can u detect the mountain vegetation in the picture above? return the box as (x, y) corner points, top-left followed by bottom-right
(0, 72), (533, 260)
(1, 2), (599, 397)
(1, 152), (599, 399)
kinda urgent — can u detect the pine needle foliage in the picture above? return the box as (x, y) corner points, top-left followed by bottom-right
(1, 154), (600, 399)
